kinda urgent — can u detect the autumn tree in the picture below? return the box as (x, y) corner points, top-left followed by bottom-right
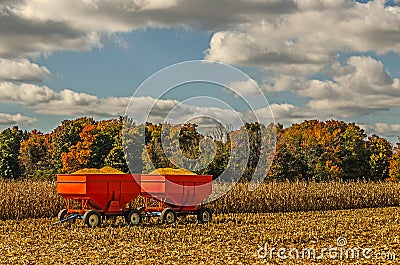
(389, 141), (400, 180)
(61, 119), (122, 173)
(0, 116), (394, 182)
(141, 123), (202, 172)
(61, 124), (97, 173)
(268, 120), (371, 181)
(19, 130), (53, 179)
(48, 117), (95, 173)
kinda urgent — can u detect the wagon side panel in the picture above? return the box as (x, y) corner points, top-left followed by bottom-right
(120, 174), (141, 208)
(140, 174), (166, 196)
(165, 175), (213, 208)
(86, 175), (108, 211)
(57, 175), (87, 196)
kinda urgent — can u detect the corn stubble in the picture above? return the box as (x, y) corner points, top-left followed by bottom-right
(1, 179), (400, 264)
(1, 207), (400, 264)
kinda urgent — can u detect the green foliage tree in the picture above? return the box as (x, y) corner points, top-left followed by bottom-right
(0, 126), (27, 179)
(340, 123), (369, 180)
(367, 135), (392, 180)
(122, 121), (145, 173)
(142, 123), (173, 172)
(142, 123), (204, 172)
(105, 117), (130, 173)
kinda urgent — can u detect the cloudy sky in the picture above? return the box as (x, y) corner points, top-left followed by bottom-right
(1, 0), (400, 141)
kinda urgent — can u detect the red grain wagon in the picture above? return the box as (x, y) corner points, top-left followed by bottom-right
(140, 174), (213, 224)
(55, 172), (213, 227)
(56, 173), (141, 227)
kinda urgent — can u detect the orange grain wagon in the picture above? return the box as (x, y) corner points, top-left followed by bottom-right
(140, 173), (213, 224)
(55, 170), (213, 227)
(56, 173), (141, 227)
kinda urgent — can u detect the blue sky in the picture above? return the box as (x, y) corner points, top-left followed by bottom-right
(34, 29), (212, 98)
(1, 0), (400, 142)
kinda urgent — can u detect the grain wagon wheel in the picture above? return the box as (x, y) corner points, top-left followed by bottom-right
(137, 206), (150, 223)
(57, 209), (68, 221)
(57, 208), (76, 224)
(161, 208), (177, 224)
(83, 210), (102, 228)
(197, 208), (212, 223)
(125, 209), (142, 226)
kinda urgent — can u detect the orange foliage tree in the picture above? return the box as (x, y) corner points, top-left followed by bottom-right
(19, 130), (53, 179)
(268, 120), (378, 181)
(61, 119), (124, 173)
(389, 142), (400, 180)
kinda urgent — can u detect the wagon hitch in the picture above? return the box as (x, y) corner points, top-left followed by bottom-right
(52, 213), (82, 226)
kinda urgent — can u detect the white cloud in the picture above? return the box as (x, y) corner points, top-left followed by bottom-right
(1, 0), (399, 98)
(127, 96), (249, 129)
(0, 82), (129, 116)
(227, 79), (261, 96)
(254, 103), (314, 125)
(0, 58), (50, 82)
(0, 5), (102, 57)
(254, 55), (400, 125)
(0, 0), (399, 133)
(0, 0), (297, 57)
(360, 123), (400, 138)
(14, 0), (295, 31)
(206, 1), (400, 76)
(257, 56), (400, 123)
(0, 82), (250, 128)
(0, 82), (59, 106)
(297, 56), (400, 118)
(36, 93), (130, 117)
(0, 113), (36, 125)
(262, 75), (304, 92)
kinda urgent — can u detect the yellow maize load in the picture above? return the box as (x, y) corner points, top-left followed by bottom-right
(72, 166), (124, 174)
(149, 168), (196, 175)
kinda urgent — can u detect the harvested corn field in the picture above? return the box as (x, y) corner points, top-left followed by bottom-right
(1, 207), (400, 264)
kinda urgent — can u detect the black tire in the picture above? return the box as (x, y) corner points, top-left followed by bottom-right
(83, 210), (102, 228)
(125, 209), (142, 226)
(160, 208), (177, 224)
(197, 208), (212, 223)
(57, 209), (68, 222)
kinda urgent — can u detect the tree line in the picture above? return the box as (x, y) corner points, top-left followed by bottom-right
(1, 117), (400, 182)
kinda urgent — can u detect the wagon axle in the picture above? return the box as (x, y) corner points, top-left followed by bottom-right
(54, 206), (212, 227)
